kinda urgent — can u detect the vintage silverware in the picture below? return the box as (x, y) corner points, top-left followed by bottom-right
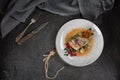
(15, 13), (41, 43)
(17, 22), (48, 45)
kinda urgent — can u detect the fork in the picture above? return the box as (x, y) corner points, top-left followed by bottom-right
(15, 13), (41, 43)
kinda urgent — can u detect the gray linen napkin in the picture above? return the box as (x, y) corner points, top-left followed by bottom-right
(0, 0), (115, 37)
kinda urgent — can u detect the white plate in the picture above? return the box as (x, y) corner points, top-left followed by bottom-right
(56, 19), (104, 67)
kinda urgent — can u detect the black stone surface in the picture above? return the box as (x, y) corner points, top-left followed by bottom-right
(0, 1), (120, 80)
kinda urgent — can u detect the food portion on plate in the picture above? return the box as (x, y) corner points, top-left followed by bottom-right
(64, 28), (94, 57)
(56, 19), (104, 66)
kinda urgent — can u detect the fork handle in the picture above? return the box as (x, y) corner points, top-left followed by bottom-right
(15, 22), (33, 42)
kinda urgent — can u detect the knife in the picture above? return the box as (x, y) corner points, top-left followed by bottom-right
(17, 22), (48, 45)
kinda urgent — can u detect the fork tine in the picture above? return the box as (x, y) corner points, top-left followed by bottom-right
(32, 12), (41, 20)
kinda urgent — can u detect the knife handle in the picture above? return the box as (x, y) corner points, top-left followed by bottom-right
(17, 31), (35, 45)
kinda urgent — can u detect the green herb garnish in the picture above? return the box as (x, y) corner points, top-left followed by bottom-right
(69, 37), (73, 41)
(64, 48), (66, 50)
(74, 34), (79, 38)
(92, 33), (94, 35)
(83, 41), (86, 44)
(64, 54), (68, 56)
(69, 47), (74, 54)
(76, 49), (80, 52)
(89, 28), (92, 30)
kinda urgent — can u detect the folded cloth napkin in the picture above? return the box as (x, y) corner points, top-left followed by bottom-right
(0, 0), (115, 37)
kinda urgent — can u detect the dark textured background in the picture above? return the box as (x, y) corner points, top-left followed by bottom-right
(0, 1), (120, 80)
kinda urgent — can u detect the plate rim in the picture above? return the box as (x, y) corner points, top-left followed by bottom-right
(55, 19), (104, 67)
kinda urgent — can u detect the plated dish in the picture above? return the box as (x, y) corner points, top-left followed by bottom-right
(64, 28), (94, 57)
(56, 19), (104, 67)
